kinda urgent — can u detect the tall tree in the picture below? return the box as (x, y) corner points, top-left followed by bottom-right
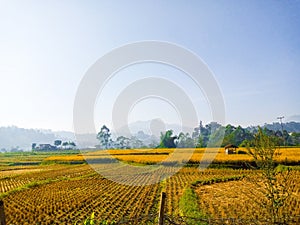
(54, 140), (62, 147)
(31, 143), (37, 150)
(246, 127), (291, 223)
(62, 141), (69, 149)
(115, 136), (130, 149)
(69, 141), (76, 149)
(97, 125), (112, 149)
(177, 132), (195, 148)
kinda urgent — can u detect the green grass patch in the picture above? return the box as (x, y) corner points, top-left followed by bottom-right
(179, 188), (208, 225)
(275, 164), (300, 172)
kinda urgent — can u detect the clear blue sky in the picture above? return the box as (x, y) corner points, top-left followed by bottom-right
(0, 0), (299, 131)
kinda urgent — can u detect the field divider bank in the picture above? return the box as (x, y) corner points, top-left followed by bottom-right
(191, 174), (246, 187)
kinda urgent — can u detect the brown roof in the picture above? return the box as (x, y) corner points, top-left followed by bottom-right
(224, 144), (238, 149)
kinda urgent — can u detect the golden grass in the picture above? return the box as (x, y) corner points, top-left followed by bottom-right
(43, 147), (300, 165)
(195, 170), (300, 223)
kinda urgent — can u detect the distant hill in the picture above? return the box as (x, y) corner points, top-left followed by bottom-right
(123, 120), (194, 136)
(261, 122), (300, 133)
(0, 126), (58, 150)
(0, 127), (86, 151)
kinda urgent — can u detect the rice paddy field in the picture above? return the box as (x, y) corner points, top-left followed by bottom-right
(0, 147), (299, 224)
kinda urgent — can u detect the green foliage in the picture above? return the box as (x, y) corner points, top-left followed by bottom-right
(288, 132), (300, 146)
(31, 143), (37, 150)
(275, 164), (290, 173)
(115, 136), (130, 149)
(194, 122), (300, 148)
(177, 132), (195, 148)
(83, 212), (95, 225)
(97, 125), (112, 149)
(54, 140), (62, 146)
(221, 125), (253, 147)
(196, 135), (205, 148)
(93, 122), (300, 150)
(246, 127), (277, 169)
(69, 141), (76, 147)
(246, 127), (291, 224)
(193, 122), (255, 147)
(207, 126), (225, 147)
(194, 122), (223, 147)
(179, 188), (208, 225)
(159, 130), (177, 148)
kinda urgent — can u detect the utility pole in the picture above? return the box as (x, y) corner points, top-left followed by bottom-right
(277, 116), (285, 147)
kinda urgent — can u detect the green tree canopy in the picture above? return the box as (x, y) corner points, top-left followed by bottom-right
(159, 130), (177, 148)
(97, 125), (112, 149)
(54, 140), (62, 146)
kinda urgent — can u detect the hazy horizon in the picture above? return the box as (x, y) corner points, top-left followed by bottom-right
(2, 118), (300, 134)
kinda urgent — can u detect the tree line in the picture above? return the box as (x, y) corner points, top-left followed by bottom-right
(96, 125), (148, 149)
(96, 122), (300, 149)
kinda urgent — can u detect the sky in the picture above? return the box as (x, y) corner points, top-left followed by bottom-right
(0, 0), (300, 132)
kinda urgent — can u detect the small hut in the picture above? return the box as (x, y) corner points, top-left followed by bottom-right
(225, 144), (238, 154)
